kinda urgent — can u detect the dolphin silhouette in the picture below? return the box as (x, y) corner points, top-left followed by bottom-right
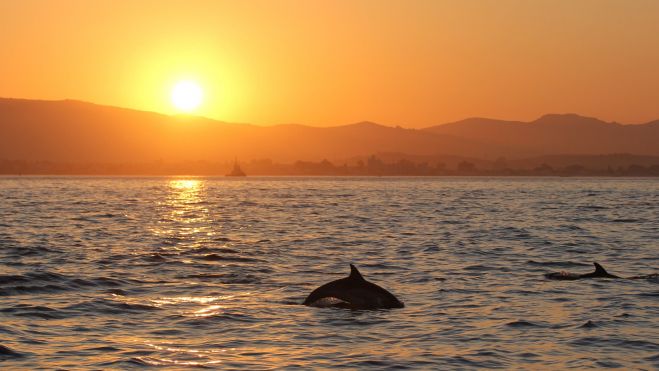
(303, 264), (404, 310)
(545, 262), (621, 280)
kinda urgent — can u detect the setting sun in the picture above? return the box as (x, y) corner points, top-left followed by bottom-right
(171, 80), (203, 112)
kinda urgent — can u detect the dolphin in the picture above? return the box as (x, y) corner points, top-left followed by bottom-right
(545, 262), (621, 280)
(303, 264), (404, 310)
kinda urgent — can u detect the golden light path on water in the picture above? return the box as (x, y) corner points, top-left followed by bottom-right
(157, 179), (212, 245)
(138, 178), (248, 366)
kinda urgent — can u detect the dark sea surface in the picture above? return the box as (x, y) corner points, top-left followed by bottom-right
(0, 176), (658, 369)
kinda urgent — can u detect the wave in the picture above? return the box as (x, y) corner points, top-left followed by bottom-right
(86, 345), (121, 352)
(142, 253), (170, 262)
(505, 320), (543, 328)
(577, 205), (608, 210)
(96, 357), (154, 368)
(527, 260), (591, 268)
(570, 337), (659, 351)
(611, 218), (641, 223)
(637, 292), (659, 298)
(186, 247), (241, 254)
(579, 320), (598, 328)
(178, 312), (257, 326)
(0, 271), (134, 296)
(0, 304), (68, 319)
(0, 284), (67, 296)
(2, 245), (62, 257)
(181, 273), (259, 284)
(0, 271), (65, 285)
(198, 254), (261, 263)
(463, 264), (497, 271)
(125, 356), (219, 368)
(645, 353), (659, 362)
(65, 298), (161, 315)
(0, 344), (25, 359)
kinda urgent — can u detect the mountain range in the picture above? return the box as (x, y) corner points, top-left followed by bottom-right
(1, 98), (658, 165)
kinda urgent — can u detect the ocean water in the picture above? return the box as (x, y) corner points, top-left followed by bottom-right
(1, 176), (658, 369)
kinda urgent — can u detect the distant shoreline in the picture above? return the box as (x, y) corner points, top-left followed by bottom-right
(1, 158), (658, 177)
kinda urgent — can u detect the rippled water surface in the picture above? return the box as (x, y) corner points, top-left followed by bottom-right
(1, 176), (658, 369)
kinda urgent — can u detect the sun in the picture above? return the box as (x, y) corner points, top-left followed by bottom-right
(171, 80), (203, 112)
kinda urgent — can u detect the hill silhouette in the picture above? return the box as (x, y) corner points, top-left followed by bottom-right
(424, 114), (659, 156)
(1, 98), (658, 168)
(0, 98), (503, 163)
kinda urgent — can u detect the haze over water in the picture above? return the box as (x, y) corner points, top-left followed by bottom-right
(1, 176), (658, 369)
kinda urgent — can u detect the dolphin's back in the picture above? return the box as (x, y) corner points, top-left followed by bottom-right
(303, 265), (404, 309)
(303, 277), (353, 306)
(355, 280), (405, 309)
(545, 262), (621, 280)
(544, 271), (582, 280)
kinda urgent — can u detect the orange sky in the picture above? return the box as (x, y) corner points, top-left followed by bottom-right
(1, 0), (658, 128)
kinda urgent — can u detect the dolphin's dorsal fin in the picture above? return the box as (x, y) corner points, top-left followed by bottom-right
(593, 262), (608, 275)
(349, 264), (365, 281)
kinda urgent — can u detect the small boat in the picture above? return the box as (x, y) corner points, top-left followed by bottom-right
(226, 160), (246, 177)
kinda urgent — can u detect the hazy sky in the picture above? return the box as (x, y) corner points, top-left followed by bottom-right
(1, 0), (658, 127)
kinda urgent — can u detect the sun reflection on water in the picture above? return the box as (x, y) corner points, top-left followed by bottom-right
(145, 343), (227, 355)
(151, 295), (235, 306)
(169, 179), (202, 191)
(150, 178), (216, 249)
(193, 304), (225, 317)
